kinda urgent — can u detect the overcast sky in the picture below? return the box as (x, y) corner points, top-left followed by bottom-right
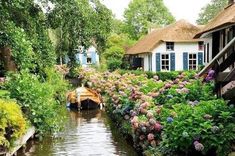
(101, 0), (212, 24)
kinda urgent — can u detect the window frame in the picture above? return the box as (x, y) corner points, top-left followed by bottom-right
(188, 53), (197, 70)
(166, 42), (174, 51)
(161, 53), (170, 71)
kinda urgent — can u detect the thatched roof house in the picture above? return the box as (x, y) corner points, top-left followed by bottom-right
(127, 20), (203, 55)
(195, 2), (235, 38)
(194, 0), (235, 101)
(126, 20), (204, 72)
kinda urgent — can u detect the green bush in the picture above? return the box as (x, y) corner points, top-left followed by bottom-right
(107, 59), (122, 71)
(0, 99), (26, 149)
(117, 69), (194, 81)
(157, 100), (235, 156)
(5, 68), (69, 135)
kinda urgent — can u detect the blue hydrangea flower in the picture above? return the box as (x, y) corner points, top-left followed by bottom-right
(167, 117), (174, 123)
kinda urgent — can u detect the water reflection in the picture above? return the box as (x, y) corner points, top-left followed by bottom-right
(18, 110), (139, 156)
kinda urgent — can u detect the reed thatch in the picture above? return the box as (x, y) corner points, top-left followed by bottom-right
(126, 20), (203, 55)
(195, 3), (235, 38)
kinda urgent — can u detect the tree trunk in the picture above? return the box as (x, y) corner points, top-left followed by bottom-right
(0, 46), (17, 72)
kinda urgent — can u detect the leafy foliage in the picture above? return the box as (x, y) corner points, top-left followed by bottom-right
(158, 100), (235, 156)
(0, 99), (26, 149)
(124, 0), (175, 39)
(196, 0), (228, 25)
(5, 68), (69, 135)
(103, 33), (136, 71)
(0, 0), (56, 73)
(48, 0), (112, 66)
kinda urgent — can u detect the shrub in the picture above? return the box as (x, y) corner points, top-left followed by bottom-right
(157, 100), (235, 156)
(0, 99), (26, 149)
(107, 59), (122, 71)
(5, 68), (69, 135)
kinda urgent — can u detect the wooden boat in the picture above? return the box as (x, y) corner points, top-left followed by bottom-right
(67, 86), (102, 110)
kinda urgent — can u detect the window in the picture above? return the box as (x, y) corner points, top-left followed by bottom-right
(189, 54), (197, 70)
(161, 54), (170, 71)
(166, 42), (174, 51)
(87, 57), (92, 64)
(198, 41), (204, 51)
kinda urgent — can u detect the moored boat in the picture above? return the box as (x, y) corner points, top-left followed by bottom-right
(67, 86), (102, 110)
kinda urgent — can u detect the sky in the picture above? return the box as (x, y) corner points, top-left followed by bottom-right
(101, 0), (212, 24)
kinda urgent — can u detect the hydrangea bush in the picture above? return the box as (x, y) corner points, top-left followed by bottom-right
(81, 69), (235, 156)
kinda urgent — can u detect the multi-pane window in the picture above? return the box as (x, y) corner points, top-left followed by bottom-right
(161, 54), (169, 71)
(166, 42), (174, 51)
(189, 54), (197, 70)
(198, 41), (204, 51)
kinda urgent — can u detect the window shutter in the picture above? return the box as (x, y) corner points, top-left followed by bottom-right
(82, 54), (87, 64)
(198, 52), (203, 65)
(183, 52), (188, 70)
(91, 51), (96, 64)
(156, 53), (161, 71)
(170, 53), (175, 71)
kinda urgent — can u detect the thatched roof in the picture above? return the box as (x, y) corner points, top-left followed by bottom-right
(126, 20), (203, 55)
(195, 3), (235, 38)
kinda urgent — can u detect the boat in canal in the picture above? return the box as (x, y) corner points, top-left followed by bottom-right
(67, 86), (102, 110)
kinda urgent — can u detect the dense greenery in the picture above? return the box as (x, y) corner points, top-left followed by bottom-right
(0, 0), (56, 73)
(196, 0), (228, 25)
(82, 68), (235, 156)
(5, 68), (69, 135)
(124, 0), (175, 39)
(48, 0), (112, 66)
(0, 99), (26, 150)
(103, 34), (136, 71)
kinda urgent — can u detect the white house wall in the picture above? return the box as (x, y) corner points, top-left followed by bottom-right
(138, 54), (149, 71)
(151, 42), (204, 72)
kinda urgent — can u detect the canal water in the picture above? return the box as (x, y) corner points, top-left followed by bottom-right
(18, 109), (139, 156)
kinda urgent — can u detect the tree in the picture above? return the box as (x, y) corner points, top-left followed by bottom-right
(196, 0), (228, 25)
(124, 0), (175, 39)
(47, 0), (112, 66)
(103, 33), (136, 70)
(0, 0), (56, 73)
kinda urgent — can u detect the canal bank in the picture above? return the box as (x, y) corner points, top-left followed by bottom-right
(18, 109), (139, 156)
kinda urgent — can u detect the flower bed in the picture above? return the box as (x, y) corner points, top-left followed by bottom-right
(81, 68), (235, 156)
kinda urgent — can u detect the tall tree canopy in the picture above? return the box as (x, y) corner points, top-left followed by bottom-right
(124, 0), (175, 40)
(48, 0), (112, 66)
(196, 0), (228, 25)
(0, 0), (56, 73)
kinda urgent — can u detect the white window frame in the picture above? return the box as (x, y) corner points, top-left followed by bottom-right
(166, 42), (174, 51)
(188, 53), (197, 70)
(161, 53), (170, 71)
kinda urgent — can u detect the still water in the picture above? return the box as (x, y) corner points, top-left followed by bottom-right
(18, 110), (139, 156)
